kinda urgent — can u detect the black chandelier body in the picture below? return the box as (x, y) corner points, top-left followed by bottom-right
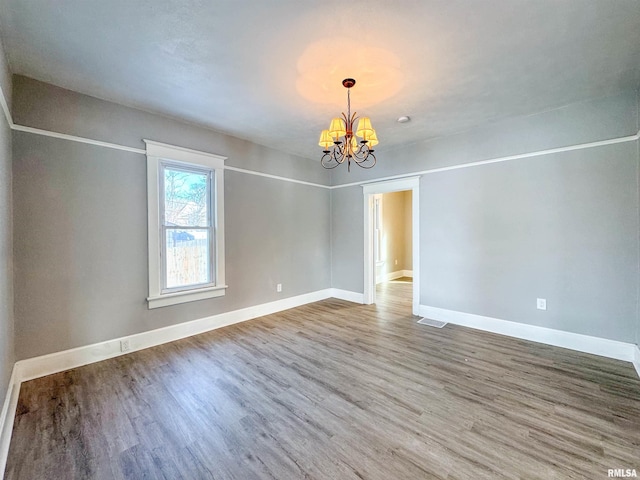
(319, 78), (378, 172)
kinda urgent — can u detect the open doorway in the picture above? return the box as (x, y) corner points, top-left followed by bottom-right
(373, 190), (413, 311)
(363, 177), (420, 315)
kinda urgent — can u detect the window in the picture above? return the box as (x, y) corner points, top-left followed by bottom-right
(145, 140), (226, 308)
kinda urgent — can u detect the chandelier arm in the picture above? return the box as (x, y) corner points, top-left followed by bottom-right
(332, 144), (346, 163)
(321, 151), (341, 169)
(353, 152), (377, 169)
(351, 143), (369, 161)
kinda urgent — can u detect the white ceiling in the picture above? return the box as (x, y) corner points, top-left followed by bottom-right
(1, 0), (639, 160)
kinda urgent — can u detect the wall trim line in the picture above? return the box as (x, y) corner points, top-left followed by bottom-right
(633, 345), (640, 379)
(7, 120), (639, 192)
(12, 124), (332, 189)
(419, 305), (638, 366)
(333, 131), (640, 189)
(12, 124), (147, 154)
(8, 111), (640, 192)
(224, 165), (330, 189)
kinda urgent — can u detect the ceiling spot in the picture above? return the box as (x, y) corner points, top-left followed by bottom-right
(295, 37), (403, 109)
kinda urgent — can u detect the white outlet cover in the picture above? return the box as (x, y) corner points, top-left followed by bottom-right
(276, 283), (282, 292)
(537, 298), (547, 310)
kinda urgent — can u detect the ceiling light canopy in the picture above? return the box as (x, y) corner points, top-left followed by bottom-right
(319, 78), (378, 172)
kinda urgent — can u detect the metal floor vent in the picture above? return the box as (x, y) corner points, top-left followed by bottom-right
(417, 318), (448, 328)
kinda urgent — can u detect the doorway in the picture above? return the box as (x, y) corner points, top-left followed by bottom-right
(363, 177), (420, 315)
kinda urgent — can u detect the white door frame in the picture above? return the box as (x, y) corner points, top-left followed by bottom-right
(362, 176), (420, 315)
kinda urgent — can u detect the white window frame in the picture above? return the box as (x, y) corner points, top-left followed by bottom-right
(145, 140), (227, 309)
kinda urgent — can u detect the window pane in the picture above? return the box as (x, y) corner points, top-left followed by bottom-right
(165, 229), (212, 289)
(164, 167), (209, 226)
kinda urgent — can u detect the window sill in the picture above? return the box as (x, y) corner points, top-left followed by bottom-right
(147, 285), (228, 309)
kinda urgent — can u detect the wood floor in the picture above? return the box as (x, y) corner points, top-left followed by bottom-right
(5, 280), (640, 479)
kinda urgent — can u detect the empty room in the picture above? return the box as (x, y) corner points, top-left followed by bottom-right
(0, 1), (639, 479)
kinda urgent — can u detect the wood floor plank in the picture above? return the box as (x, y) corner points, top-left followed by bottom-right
(5, 279), (640, 479)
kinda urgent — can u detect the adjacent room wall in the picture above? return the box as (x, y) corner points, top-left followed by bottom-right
(330, 90), (640, 343)
(12, 76), (331, 360)
(0, 38), (13, 407)
(376, 190), (411, 281)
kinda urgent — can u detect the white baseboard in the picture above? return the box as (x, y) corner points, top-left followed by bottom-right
(0, 286), (365, 475)
(633, 345), (640, 379)
(3, 288), (365, 477)
(419, 305), (637, 364)
(329, 288), (364, 304)
(0, 365), (19, 478)
(13, 288), (365, 383)
(16, 289), (341, 382)
(376, 270), (413, 284)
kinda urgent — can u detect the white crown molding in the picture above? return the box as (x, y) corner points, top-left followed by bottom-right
(419, 305), (638, 364)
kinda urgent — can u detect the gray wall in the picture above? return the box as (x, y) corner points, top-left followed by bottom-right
(0, 40), (13, 405)
(12, 78), (331, 360)
(14, 76), (331, 187)
(331, 90), (640, 343)
(330, 185), (363, 293)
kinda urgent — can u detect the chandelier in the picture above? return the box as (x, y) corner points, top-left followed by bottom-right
(318, 78), (378, 171)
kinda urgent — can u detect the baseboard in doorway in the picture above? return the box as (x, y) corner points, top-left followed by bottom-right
(376, 270), (413, 284)
(633, 345), (640, 379)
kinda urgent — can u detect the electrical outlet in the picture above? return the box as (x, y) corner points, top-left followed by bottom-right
(536, 298), (547, 311)
(276, 283), (282, 293)
(395, 259), (398, 265)
(120, 339), (131, 352)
